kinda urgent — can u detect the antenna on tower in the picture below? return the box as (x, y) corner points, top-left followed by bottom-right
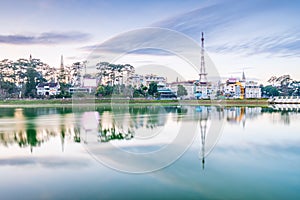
(199, 32), (207, 84)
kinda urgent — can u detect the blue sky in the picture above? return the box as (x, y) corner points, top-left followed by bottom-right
(0, 0), (299, 83)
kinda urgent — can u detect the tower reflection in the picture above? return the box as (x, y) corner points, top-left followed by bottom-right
(0, 105), (295, 165)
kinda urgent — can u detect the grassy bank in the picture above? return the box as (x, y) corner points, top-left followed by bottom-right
(191, 99), (269, 107)
(0, 98), (269, 107)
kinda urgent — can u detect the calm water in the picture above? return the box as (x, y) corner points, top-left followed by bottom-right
(0, 105), (299, 199)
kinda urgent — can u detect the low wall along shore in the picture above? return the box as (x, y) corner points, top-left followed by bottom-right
(0, 98), (269, 107)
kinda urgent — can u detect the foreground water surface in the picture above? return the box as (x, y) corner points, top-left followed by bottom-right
(0, 105), (299, 199)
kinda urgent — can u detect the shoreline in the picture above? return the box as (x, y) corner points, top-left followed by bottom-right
(0, 99), (269, 107)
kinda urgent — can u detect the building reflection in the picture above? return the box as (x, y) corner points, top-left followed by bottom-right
(223, 107), (262, 128)
(0, 107), (75, 152)
(0, 105), (298, 154)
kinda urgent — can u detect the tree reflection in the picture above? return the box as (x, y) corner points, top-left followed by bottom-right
(74, 127), (81, 143)
(280, 112), (290, 125)
(0, 107), (76, 152)
(262, 105), (298, 124)
(98, 123), (134, 143)
(26, 128), (40, 153)
(0, 105), (299, 154)
(95, 106), (186, 142)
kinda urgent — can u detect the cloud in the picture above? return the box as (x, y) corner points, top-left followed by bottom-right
(79, 0), (300, 59)
(80, 30), (176, 57)
(79, 0), (269, 57)
(152, 0), (300, 58)
(82, 45), (172, 56)
(208, 31), (300, 58)
(151, 0), (261, 38)
(0, 31), (91, 45)
(76, 0), (300, 74)
(80, 28), (204, 66)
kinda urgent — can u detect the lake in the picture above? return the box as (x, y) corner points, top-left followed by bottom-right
(0, 104), (299, 199)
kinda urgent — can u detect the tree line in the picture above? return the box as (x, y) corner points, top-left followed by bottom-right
(0, 56), (88, 98)
(0, 58), (168, 99)
(0, 57), (48, 98)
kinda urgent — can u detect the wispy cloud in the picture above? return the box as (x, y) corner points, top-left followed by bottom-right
(82, 44), (172, 56)
(80, 28), (202, 61)
(151, 0), (261, 38)
(80, 29), (175, 56)
(80, 0), (300, 59)
(152, 0), (300, 58)
(0, 31), (91, 45)
(208, 31), (300, 58)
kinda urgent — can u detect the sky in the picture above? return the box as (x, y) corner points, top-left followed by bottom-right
(0, 0), (300, 84)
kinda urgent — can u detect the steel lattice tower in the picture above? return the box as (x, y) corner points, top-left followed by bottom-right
(199, 32), (207, 84)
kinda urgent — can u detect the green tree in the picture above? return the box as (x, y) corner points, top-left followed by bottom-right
(133, 87), (145, 97)
(148, 82), (157, 96)
(57, 82), (71, 98)
(1, 81), (18, 95)
(96, 85), (105, 97)
(177, 84), (187, 97)
(96, 85), (114, 97)
(262, 85), (279, 97)
(25, 67), (40, 97)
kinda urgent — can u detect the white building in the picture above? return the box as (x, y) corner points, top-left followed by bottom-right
(128, 74), (167, 88)
(223, 78), (243, 99)
(83, 78), (98, 93)
(144, 74), (166, 87)
(244, 81), (261, 98)
(222, 75), (261, 99)
(36, 82), (60, 96)
(194, 82), (211, 99)
(129, 74), (144, 88)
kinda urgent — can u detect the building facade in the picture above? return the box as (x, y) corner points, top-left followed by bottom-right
(144, 74), (166, 87)
(222, 76), (261, 99)
(244, 81), (261, 98)
(36, 82), (60, 96)
(129, 74), (144, 88)
(223, 78), (244, 99)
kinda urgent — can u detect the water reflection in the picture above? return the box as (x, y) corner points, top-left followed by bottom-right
(0, 105), (299, 154)
(0, 107), (74, 152)
(1, 105), (299, 199)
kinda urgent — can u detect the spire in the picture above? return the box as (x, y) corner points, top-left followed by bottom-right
(199, 32), (207, 84)
(242, 70), (246, 82)
(59, 55), (65, 83)
(60, 55), (64, 69)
